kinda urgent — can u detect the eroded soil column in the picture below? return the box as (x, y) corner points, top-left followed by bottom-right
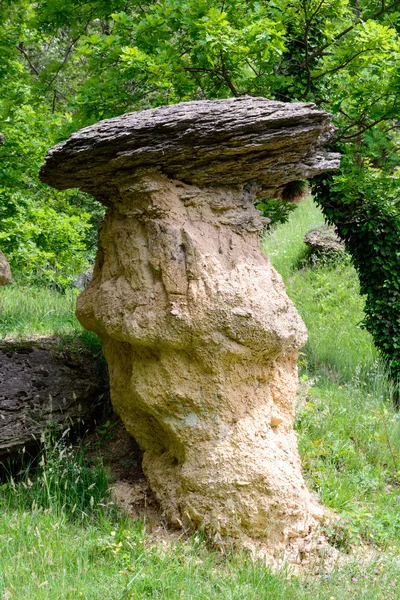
(77, 175), (322, 545)
(39, 96), (341, 547)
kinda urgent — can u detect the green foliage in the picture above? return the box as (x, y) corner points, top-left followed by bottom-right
(312, 157), (400, 380)
(256, 199), (298, 229)
(0, 103), (102, 286)
(0, 3), (105, 286)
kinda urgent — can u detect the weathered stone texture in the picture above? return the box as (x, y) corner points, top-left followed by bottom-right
(40, 96), (339, 200)
(304, 224), (345, 254)
(40, 97), (340, 549)
(73, 267), (94, 291)
(0, 342), (106, 456)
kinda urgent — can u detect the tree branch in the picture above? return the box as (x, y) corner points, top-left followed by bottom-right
(338, 113), (396, 141)
(219, 50), (239, 96)
(298, 0), (400, 69)
(16, 44), (40, 76)
(311, 48), (372, 80)
(43, 37), (80, 93)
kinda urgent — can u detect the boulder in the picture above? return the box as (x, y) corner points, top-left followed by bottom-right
(304, 224), (345, 254)
(0, 340), (107, 457)
(0, 250), (12, 287)
(40, 97), (340, 550)
(73, 267), (94, 291)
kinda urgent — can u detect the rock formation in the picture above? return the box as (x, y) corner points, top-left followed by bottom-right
(0, 134), (12, 287)
(40, 97), (340, 548)
(0, 340), (108, 457)
(73, 267), (94, 291)
(0, 250), (12, 287)
(304, 224), (345, 254)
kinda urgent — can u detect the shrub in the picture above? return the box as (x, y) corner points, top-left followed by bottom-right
(312, 162), (400, 384)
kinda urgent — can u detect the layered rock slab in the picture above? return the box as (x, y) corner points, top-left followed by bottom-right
(40, 97), (340, 548)
(40, 96), (339, 199)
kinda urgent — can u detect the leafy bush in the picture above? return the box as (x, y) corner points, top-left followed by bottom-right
(312, 159), (400, 382)
(256, 199), (298, 229)
(0, 106), (104, 287)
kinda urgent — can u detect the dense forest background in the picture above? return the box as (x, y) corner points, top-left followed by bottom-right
(1, 4), (400, 595)
(1, 0), (400, 369)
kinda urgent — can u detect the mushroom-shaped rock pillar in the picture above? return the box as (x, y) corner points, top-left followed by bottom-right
(40, 97), (340, 548)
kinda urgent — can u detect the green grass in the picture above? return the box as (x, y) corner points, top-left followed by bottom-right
(0, 284), (82, 339)
(0, 283), (103, 364)
(262, 196), (323, 280)
(1, 433), (114, 523)
(288, 259), (377, 381)
(1, 197), (400, 598)
(0, 513), (300, 599)
(263, 197), (378, 382)
(1, 501), (400, 599)
(297, 381), (400, 547)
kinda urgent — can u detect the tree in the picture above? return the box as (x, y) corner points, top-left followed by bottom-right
(0, 1), (104, 286)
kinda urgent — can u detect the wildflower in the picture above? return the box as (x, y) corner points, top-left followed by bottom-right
(352, 577), (358, 582)
(391, 581), (396, 587)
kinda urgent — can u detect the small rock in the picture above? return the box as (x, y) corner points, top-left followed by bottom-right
(304, 224), (345, 254)
(73, 267), (93, 290)
(0, 250), (12, 286)
(270, 412), (285, 427)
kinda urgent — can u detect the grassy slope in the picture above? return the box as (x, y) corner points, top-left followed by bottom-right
(264, 199), (400, 547)
(1, 198), (400, 598)
(262, 198), (378, 380)
(0, 286), (81, 339)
